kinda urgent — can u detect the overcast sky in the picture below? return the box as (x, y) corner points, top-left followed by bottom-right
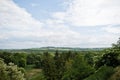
(0, 0), (120, 49)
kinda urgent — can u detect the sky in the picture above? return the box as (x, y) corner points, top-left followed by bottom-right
(0, 0), (120, 49)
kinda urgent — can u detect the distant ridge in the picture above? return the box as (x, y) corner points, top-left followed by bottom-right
(0, 47), (108, 53)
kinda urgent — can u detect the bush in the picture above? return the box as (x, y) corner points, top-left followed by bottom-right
(0, 58), (26, 80)
(84, 66), (114, 80)
(108, 66), (120, 80)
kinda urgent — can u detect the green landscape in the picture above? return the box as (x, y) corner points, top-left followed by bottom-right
(0, 38), (120, 80)
(1, 0), (120, 80)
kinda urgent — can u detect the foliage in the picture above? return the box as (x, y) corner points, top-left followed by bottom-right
(30, 71), (46, 80)
(84, 66), (114, 80)
(95, 52), (120, 68)
(108, 66), (120, 80)
(42, 52), (56, 80)
(84, 52), (94, 66)
(12, 53), (27, 67)
(95, 38), (120, 69)
(62, 54), (95, 80)
(0, 58), (25, 80)
(41, 51), (79, 80)
(112, 38), (120, 49)
(0, 38), (120, 80)
(0, 52), (27, 67)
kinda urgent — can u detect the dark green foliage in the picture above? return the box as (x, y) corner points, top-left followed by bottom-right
(27, 53), (36, 64)
(34, 55), (42, 68)
(62, 55), (95, 80)
(84, 52), (94, 66)
(0, 52), (27, 67)
(42, 51), (78, 80)
(108, 66), (120, 80)
(12, 53), (27, 67)
(42, 52), (56, 80)
(95, 38), (120, 69)
(27, 53), (43, 68)
(95, 52), (120, 68)
(53, 51), (66, 80)
(84, 66), (114, 80)
(0, 52), (13, 64)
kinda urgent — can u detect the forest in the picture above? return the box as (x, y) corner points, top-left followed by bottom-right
(0, 38), (120, 80)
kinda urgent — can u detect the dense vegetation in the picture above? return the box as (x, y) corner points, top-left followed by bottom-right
(0, 38), (120, 80)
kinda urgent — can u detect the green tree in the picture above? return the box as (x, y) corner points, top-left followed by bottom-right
(34, 54), (42, 68)
(112, 38), (120, 49)
(42, 52), (56, 80)
(84, 52), (94, 66)
(95, 38), (120, 68)
(0, 58), (25, 80)
(0, 52), (13, 64)
(84, 66), (114, 80)
(53, 51), (66, 80)
(95, 52), (120, 68)
(63, 54), (95, 80)
(13, 53), (27, 67)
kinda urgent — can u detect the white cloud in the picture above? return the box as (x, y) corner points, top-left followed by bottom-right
(54, 0), (120, 26)
(0, 0), (43, 30)
(0, 0), (119, 49)
(103, 26), (120, 34)
(0, 0), (83, 48)
(52, 12), (65, 21)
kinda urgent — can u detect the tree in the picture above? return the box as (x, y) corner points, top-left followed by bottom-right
(95, 38), (120, 69)
(42, 52), (56, 80)
(0, 52), (13, 64)
(63, 54), (95, 80)
(84, 52), (94, 66)
(0, 58), (25, 80)
(13, 53), (27, 67)
(112, 38), (120, 49)
(84, 66), (114, 80)
(53, 51), (66, 80)
(95, 52), (120, 68)
(34, 54), (42, 68)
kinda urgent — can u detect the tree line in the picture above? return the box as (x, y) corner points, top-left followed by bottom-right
(0, 38), (120, 80)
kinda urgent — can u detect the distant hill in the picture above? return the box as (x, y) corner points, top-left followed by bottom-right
(0, 47), (107, 53)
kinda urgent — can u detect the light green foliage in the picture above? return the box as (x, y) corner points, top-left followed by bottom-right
(30, 71), (46, 80)
(0, 59), (25, 80)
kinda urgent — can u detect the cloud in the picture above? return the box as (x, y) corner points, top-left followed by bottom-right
(103, 25), (120, 34)
(53, 0), (120, 26)
(0, 0), (119, 49)
(0, 0), (43, 31)
(0, 0), (83, 49)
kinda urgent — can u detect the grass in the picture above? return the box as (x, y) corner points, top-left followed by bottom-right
(25, 65), (44, 80)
